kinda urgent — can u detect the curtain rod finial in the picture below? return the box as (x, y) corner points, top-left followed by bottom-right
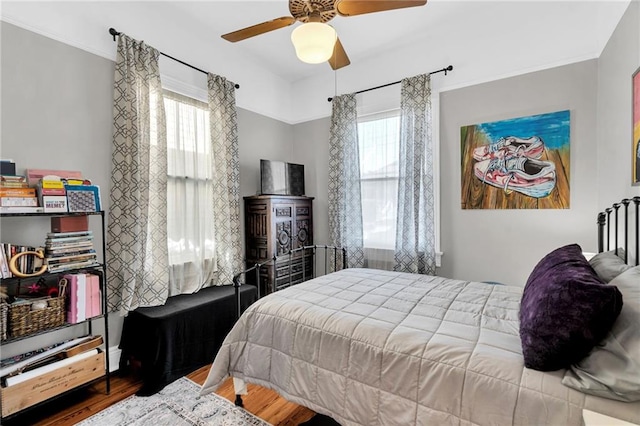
(109, 28), (120, 41)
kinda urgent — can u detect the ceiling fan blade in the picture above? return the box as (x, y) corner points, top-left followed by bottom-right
(329, 37), (350, 70)
(222, 16), (296, 42)
(335, 0), (427, 17)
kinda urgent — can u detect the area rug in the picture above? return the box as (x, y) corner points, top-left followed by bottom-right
(77, 377), (271, 426)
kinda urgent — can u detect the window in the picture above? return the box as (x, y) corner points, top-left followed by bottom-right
(358, 110), (401, 250)
(163, 90), (216, 288)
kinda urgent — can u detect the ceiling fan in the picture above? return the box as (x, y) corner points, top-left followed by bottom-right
(221, 0), (428, 70)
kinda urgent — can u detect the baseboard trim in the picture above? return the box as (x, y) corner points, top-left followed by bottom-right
(108, 346), (121, 373)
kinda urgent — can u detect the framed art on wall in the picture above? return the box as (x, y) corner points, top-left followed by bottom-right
(633, 66), (640, 186)
(460, 110), (570, 209)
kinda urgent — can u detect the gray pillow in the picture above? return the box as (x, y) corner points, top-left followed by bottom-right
(562, 266), (640, 401)
(589, 249), (631, 282)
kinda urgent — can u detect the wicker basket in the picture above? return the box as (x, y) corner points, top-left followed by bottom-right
(0, 303), (8, 341)
(8, 295), (66, 338)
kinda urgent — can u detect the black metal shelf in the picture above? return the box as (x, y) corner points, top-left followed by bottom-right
(1, 314), (107, 344)
(0, 211), (111, 418)
(0, 264), (105, 285)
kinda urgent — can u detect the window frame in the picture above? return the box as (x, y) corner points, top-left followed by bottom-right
(356, 96), (442, 266)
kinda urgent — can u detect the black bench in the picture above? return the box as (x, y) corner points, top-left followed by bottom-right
(119, 284), (257, 395)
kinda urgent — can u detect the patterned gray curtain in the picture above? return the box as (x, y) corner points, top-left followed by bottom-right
(394, 74), (436, 275)
(208, 74), (242, 285)
(328, 94), (365, 268)
(107, 33), (169, 313)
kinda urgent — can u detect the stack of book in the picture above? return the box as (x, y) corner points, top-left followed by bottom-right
(37, 178), (67, 213)
(0, 175), (41, 213)
(63, 273), (102, 323)
(44, 231), (98, 273)
(0, 243), (44, 278)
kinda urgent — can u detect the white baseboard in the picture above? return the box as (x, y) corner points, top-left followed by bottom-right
(108, 346), (121, 373)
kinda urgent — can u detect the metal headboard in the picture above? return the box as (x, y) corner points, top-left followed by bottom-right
(232, 245), (348, 319)
(597, 196), (640, 265)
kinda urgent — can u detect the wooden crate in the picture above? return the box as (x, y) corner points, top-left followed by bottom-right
(1, 350), (104, 417)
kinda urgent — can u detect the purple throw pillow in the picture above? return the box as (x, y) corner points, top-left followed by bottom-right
(519, 244), (623, 371)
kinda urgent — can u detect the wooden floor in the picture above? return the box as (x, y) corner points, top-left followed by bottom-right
(2, 364), (316, 426)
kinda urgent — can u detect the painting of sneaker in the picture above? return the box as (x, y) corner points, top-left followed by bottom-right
(473, 156), (557, 198)
(472, 136), (544, 161)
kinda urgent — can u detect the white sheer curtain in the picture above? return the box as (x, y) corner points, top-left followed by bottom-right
(164, 90), (217, 295)
(358, 110), (400, 270)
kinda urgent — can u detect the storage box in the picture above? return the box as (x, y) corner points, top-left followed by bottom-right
(41, 196), (68, 213)
(8, 295), (66, 339)
(0, 160), (16, 176)
(1, 350), (105, 417)
(51, 216), (89, 233)
(65, 185), (101, 212)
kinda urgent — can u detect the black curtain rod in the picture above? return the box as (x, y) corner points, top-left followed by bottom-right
(327, 65), (453, 102)
(108, 28), (240, 90)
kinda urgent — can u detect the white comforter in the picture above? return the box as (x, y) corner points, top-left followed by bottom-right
(201, 268), (640, 426)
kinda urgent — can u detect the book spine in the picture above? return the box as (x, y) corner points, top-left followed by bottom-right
(46, 231), (92, 238)
(64, 274), (78, 323)
(38, 187), (66, 196)
(48, 260), (99, 273)
(77, 274), (86, 323)
(0, 206), (44, 213)
(0, 197), (38, 207)
(46, 235), (94, 243)
(46, 249), (96, 257)
(39, 180), (65, 189)
(0, 182), (29, 188)
(46, 254), (97, 265)
(0, 188), (36, 197)
(91, 276), (102, 317)
(0, 174), (26, 184)
(0, 248), (9, 278)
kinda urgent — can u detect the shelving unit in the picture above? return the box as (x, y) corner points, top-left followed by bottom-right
(0, 211), (110, 419)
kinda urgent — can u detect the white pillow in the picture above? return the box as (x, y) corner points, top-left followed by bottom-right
(562, 266), (640, 401)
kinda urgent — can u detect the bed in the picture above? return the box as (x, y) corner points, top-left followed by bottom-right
(200, 197), (640, 426)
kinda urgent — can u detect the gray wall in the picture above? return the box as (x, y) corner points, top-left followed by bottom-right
(439, 61), (598, 285)
(294, 61), (600, 287)
(596, 2), (640, 218)
(292, 118), (331, 246)
(0, 22), (293, 354)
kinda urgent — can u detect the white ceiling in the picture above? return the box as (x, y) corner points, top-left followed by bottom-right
(0, 0), (632, 123)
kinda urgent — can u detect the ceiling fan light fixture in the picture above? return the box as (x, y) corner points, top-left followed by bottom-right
(291, 22), (337, 64)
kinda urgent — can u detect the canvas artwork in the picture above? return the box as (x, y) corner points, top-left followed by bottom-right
(633, 67), (640, 186)
(461, 110), (570, 209)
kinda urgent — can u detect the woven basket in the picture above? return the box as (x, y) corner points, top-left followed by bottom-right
(0, 303), (8, 341)
(8, 295), (66, 338)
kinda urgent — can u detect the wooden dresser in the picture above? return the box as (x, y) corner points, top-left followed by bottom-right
(244, 195), (313, 296)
